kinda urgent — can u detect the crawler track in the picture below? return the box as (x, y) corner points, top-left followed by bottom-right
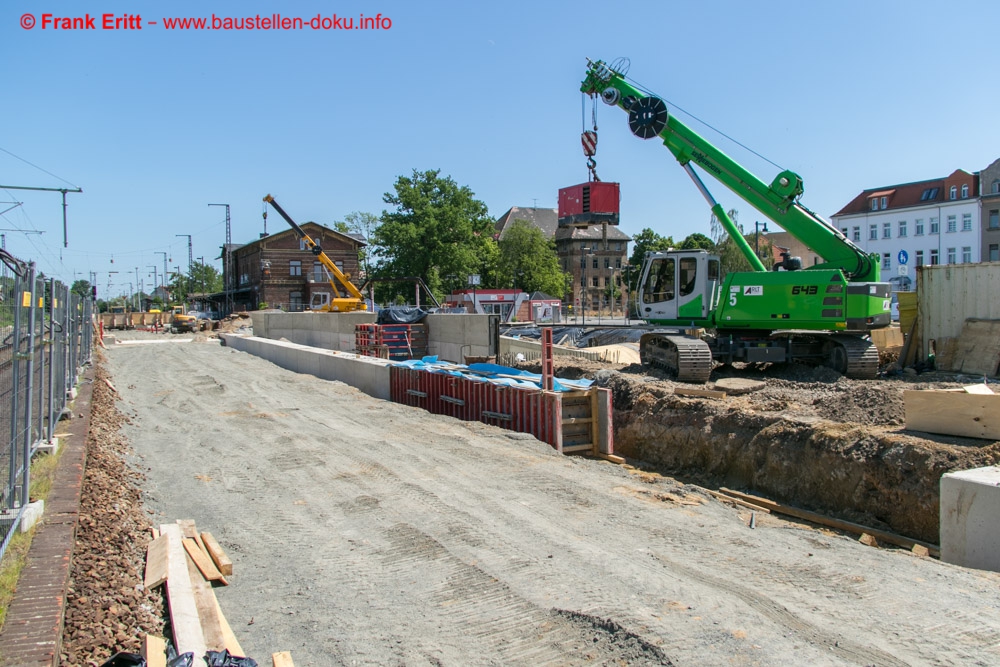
(640, 333), (713, 383)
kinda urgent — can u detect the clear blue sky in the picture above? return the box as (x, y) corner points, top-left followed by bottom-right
(4, 0), (999, 297)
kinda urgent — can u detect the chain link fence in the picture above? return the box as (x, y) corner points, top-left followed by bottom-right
(0, 250), (93, 562)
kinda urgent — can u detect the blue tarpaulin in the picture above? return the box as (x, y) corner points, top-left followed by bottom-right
(393, 357), (592, 393)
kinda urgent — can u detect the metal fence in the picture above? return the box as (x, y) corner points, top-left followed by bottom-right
(0, 250), (93, 562)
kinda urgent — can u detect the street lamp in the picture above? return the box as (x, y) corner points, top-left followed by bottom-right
(581, 246), (593, 327)
(623, 263), (632, 324)
(755, 221), (769, 258)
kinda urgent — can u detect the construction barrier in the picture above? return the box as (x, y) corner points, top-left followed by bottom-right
(388, 365), (613, 455)
(356, 323), (428, 361)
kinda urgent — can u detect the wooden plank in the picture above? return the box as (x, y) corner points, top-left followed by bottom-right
(871, 326), (904, 352)
(183, 537), (227, 584)
(272, 651), (295, 667)
(597, 453), (625, 465)
(717, 489), (939, 557)
(185, 544), (227, 652)
(674, 387), (727, 399)
(201, 531), (233, 576)
(160, 524), (207, 658)
(177, 518), (207, 553)
(142, 634), (167, 667)
(964, 383), (996, 395)
(704, 488), (771, 513)
(904, 389), (1000, 440)
(214, 595), (245, 656)
(144, 533), (169, 589)
(589, 388), (599, 456)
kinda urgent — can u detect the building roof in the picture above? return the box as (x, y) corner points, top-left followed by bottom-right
(553, 225), (631, 242)
(833, 169), (977, 217)
(238, 222), (367, 250)
(495, 207), (559, 239)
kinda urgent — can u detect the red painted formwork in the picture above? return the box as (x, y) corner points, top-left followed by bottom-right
(387, 366), (615, 454)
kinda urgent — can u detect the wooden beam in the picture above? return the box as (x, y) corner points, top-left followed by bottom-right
(160, 524), (207, 658)
(183, 537), (227, 584)
(177, 519), (208, 553)
(144, 533), (169, 589)
(142, 635), (167, 667)
(904, 389), (1000, 440)
(214, 595), (245, 656)
(201, 531), (233, 576)
(674, 387), (727, 399)
(716, 489), (939, 557)
(272, 651), (295, 667)
(597, 453), (625, 465)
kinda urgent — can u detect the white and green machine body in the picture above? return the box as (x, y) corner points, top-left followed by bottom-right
(581, 60), (891, 382)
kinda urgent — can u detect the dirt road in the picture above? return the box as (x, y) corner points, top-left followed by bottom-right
(106, 331), (1000, 666)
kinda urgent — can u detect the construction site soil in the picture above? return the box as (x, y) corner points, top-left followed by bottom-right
(519, 356), (1000, 545)
(49, 330), (1000, 665)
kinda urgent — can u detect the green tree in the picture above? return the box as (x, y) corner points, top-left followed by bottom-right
(627, 227), (674, 295)
(70, 279), (92, 300)
(372, 169), (497, 303)
(679, 233), (715, 251)
(497, 220), (567, 298)
(188, 261), (222, 295)
(708, 208), (758, 275)
(335, 211), (379, 280)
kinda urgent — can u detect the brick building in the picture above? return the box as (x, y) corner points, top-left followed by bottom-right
(979, 158), (1000, 262)
(224, 224), (365, 311)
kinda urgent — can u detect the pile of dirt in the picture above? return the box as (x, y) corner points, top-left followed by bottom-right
(212, 312), (253, 335)
(60, 361), (166, 665)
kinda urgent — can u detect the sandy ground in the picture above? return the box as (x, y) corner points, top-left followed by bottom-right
(104, 330), (1000, 666)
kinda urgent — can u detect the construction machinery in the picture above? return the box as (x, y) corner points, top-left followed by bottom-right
(169, 305), (199, 333)
(262, 194), (367, 313)
(580, 59), (890, 382)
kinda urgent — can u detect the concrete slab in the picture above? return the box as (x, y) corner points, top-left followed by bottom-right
(941, 465), (1000, 572)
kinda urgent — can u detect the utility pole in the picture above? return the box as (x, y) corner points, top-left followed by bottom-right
(155, 251), (168, 294)
(176, 234), (193, 272)
(0, 184), (82, 247)
(209, 204), (232, 315)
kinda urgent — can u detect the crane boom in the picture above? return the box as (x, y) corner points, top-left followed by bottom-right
(263, 194), (367, 311)
(580, 60), (880, 282)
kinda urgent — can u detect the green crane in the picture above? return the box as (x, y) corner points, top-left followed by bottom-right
(581, 59), (890, 382)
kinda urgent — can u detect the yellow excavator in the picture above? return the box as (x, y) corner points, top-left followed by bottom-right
(263, 194), (367, 312)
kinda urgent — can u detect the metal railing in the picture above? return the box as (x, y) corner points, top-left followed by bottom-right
(0, 250), (93, 562)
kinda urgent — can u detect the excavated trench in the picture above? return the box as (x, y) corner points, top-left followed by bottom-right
(561, 365), (1000, 545)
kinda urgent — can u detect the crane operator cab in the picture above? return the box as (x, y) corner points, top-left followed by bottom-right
(638, 249), (720, 323)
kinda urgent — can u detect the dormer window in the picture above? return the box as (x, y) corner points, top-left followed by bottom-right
(881, 196), (888, 210)
(961, 184), (969, 198)
(920, 187), (939, 201)
(870, 198), (878, 211)
(993, 179), (1000, 194)
(949, 185), (957, 200)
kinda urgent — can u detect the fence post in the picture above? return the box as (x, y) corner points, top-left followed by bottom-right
(19, 263), (37, 508)
(7, 270), (24, 509)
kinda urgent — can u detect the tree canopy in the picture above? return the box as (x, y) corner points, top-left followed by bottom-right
(372, 169), (497, 302)
(497, 220), (567, 298)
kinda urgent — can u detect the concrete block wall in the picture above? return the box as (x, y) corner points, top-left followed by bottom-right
(221, 334), (391, 400)
(250, 311), (377, 350)
(500, 337), (604, 362)
(940, 465), (1000, 572)
(250, 311), (494, 363)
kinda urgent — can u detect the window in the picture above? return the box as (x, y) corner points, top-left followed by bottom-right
(882, 253), (891, 269)
(920, 188), (939, 201)
(604, 258), (610, 269)
(869, 224), (878, 240)
(930, 217), (939, 234)
(642, 257), (675, 303)
(961, 184), (969, 198)
(962, 213), (972, 231)
(679, 257), (698, 297)
(915, 250), (924, 267)
(841, 227), (848, 236)
(930, 249), (939, 265)
(299, 238), (307, 251)
(870, 198), (879, 211)
(289, 291), (303, 312)
(915, 219), (924, 235)
(946, 247), (956, 264)
(993, 180), (1000, 194)
(883, 222), (891, 239)
(289, 260), (302, 276)
(881, 196), (888, 210)
(962, 246), (972, 263)
(615, 258), (622, 268)
(615, 242), (622, 251)
(947, 215), (957, 233)
(312, 261), (325, 282)
(592, 276), (599, 287)
(990, 244), (999, 262)
(990, 210), (1000, 229)
(949, 185), (957, 200)
(592, 257), (599, 269)
(898, 220), (907, 237)
(852, 226), (861, 241)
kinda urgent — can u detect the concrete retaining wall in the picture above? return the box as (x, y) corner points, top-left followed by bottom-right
(221, 333), (392, 400)
(500, 337), (604, 362)
(249, 311), (495, 363)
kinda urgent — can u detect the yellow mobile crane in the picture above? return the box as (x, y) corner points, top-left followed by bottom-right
(263, 194), (367, 312)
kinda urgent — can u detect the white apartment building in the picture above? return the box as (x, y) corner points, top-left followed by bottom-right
(831, 169), (981, 290)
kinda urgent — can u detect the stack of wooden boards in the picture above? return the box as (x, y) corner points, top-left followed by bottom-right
(904, 382), (1000, 440)
(143, 519), (296, 667)
(931, 319), (1000, 377)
